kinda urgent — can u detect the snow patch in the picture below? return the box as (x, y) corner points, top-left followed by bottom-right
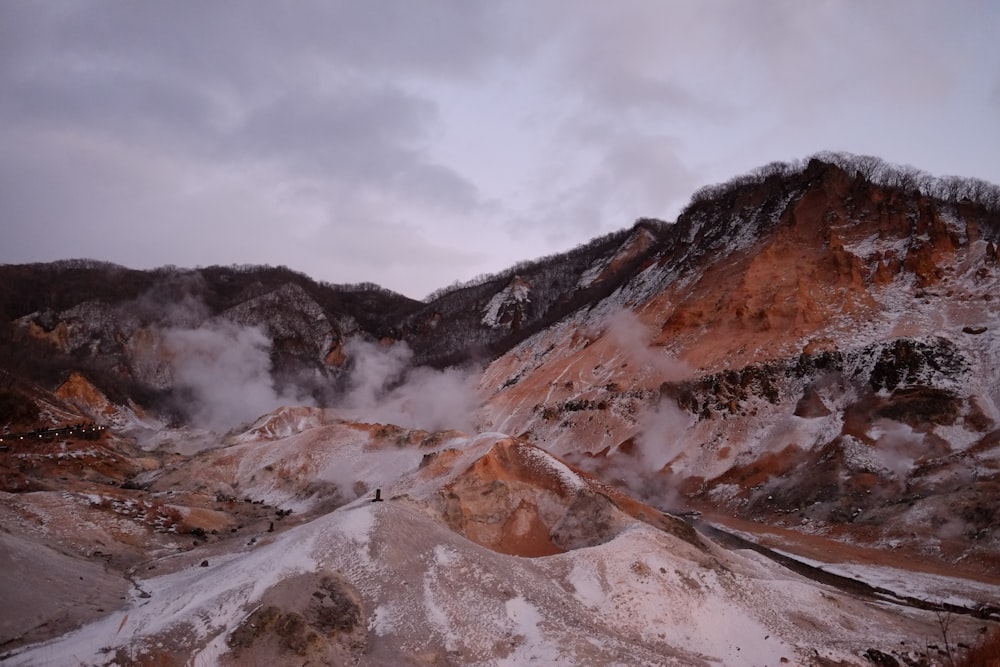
(335, 502), (377, 549)
(371, 602), (402, 637)
(481, 280), (531, 328)
(497, 595), (564, 666)
(521, 445), (585, 491)
(577, 261), (606, 289)
(567, 561), (606, 608)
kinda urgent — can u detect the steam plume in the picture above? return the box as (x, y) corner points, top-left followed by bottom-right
(603, 308), (690, 380)
(162, 320), (311, 432)
(337, 338), (480, 433)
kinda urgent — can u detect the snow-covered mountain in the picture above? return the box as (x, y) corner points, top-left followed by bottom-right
(2, 153), (1000, 666)
(5, 412), (997, 666)
(478, 157), (1000, 575)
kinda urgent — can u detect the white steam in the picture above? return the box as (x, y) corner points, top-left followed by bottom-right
(577, 398), (692, 509)
(603, 308), (690, 380)
(162, 320), (311, 432)
(569, 308), (694, 508)
(868, 419), (923, 479)
(337, 338), (481, 433)
(635, 399), (692, 472)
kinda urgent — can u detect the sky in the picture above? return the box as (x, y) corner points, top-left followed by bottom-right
(1, 2), (998, 300)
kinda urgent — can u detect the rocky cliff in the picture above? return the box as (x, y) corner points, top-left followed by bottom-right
(478, 157), (1000, 576)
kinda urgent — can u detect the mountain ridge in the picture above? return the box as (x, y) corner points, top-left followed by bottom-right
(3, 152), (1000, 665)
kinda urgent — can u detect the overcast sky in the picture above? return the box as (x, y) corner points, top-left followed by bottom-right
(2, 2), (998, 299)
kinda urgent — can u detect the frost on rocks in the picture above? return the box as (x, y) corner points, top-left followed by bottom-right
(6, 160), (1000, 666)
(521, 445), (586, 492)
(481, 279), (531, 328)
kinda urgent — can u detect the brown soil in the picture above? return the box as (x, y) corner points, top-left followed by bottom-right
(696, 510), (1000, 588)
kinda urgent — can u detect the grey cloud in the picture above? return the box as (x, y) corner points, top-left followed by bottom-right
(0, 118), (486, 298)
(2, 1), (509, 85)
(524, 2), (733, 121)
(0, 3), (497, 297)
(294, 210), (489, 296)
(2, 0), (998, 300)
(588, 68), (730, 123)
(231, 85), (479, 208)
(591, 132), (698, 215)
(1, 4), (481, 198)
(528, 125), (699, 243)
(236, 87), (433, 165)
(494, 2), (719, 236)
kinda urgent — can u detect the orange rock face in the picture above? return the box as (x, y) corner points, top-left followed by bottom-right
(432, 437), (699, 557)
(476, 163), (1000, 577)
(22, 320), (72, 352)
(324, 341), (346, 366)
(55, 372), (120, 421)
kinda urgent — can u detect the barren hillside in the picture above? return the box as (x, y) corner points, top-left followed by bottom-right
(3, 153), (1000, 666)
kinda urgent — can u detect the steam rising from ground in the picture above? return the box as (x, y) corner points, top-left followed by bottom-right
(336, 338), (480, 433)
(134, 279), (481, 434)
(158, 316), (479, 433)
(162, 321), (312, 432)
(577, 308), (697, 506)
(635, 399), (693, 473)
(585, 398), (692, 509)
(574, 397), (692, 485)
(868, 419), (922, 479)
(604, 308), (690, 381)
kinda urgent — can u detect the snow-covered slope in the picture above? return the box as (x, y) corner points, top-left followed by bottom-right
(4, 156), (1000, 666)
(477, 159), (1000, 577)
(5, 413), (991, 666)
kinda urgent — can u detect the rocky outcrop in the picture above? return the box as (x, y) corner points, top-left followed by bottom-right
(225, 572), (366, 665)
(55, 371), (139, 425)
(481, 276), (533, 331)
(478, 160), (1000, 571)
(436, 439), (619, 556)
(433, 438), (699, 557)
(221, 283), (346, 364)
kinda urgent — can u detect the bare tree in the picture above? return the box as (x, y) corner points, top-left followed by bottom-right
(935, 610), (957, 667)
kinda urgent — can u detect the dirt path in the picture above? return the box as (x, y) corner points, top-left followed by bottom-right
(696, 511), (1000, 585)
(679, 513), (1000, 621)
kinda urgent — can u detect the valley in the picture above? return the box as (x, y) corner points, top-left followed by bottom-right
(2, 154), (999, 665)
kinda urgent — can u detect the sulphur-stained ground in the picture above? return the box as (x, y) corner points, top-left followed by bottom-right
(2, 411), (997, 666)
(3, 161), (1000, 665)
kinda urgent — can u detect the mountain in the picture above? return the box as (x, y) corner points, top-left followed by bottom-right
(479, 156), (1000, 574)
(2, 153), (1000, 666)
(0, 220), (669, 420)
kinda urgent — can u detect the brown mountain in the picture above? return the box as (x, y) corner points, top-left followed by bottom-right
(3, 153), (1000, 665)
(480, 156), (1000, 575)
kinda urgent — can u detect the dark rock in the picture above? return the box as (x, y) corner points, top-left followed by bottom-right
(794, 385), (832, 418)
(227, 605), (282, 649)
(315, 576), (362, 634)
(875, 386), (961, 427)
(863, 647), (899, 666)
